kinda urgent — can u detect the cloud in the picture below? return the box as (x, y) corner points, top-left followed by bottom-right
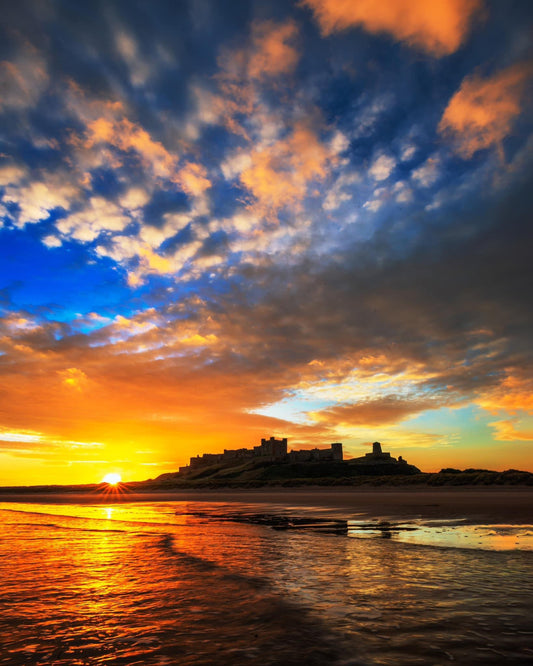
(220, 20), (299, 85)
(400, 144), (417, 161)
(322, 171), (359, 212)
(183, 85), (226, 141)
(3, 179), (78, 226)
(221, 150), (253, 180)
(239, 123), (331, 212)
(329, 131), (350, 155)
(85, 117), (177, 179)
(119, 187), (151, 210)
(213, 20), (301, 143)
(0, 428), (45, 445)
(351, 94), (394, 140)
(0, 43), (49, 110)
(58, 368), (89, 392)
(114, 28), (152, 88)
(96, 231), (203, 286)
(0, 164), (27, 187)
(302, 0), (482, 56)
(248, 20), (300, 80)
(138, 211), (193, 249)
(56, 197), (130, 242)
(363, 196), (383, 213)
(369, 154), (396, 181)
(109, 313), (159, 342)
(439, 62), (533, 158)
(310, 396), (437, 426)
(177, 162), (211, 197)
(393, 181), (413, 203)
(488, 418), (533, 442)
(42, 235), (62, 249)
(0, 427), (103, 451)
(73, 94), (209, 212)
(411, 157), (440, 187)
(128, 245), (174, 286)
(323, 189), (351, 212)
(476, 374), (533, 416)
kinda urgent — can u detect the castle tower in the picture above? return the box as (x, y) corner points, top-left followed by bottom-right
(331, 442), (343, 461)
(260, 436), (288, 459)
(372, 441), (382, 455)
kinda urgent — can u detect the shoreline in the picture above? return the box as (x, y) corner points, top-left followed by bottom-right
(1, 485), (532, 524)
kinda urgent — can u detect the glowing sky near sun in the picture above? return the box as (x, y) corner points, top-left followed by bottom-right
(0, 0), (532, 485)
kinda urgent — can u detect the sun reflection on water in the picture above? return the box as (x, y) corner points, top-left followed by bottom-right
(1, 501), (532, 665)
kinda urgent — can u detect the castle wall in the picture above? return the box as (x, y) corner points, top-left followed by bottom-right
(185, 438), (343, 471)
(287, 443), (343, 463)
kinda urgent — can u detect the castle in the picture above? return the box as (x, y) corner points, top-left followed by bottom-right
(180, 436), (343, 474)
(176, 438), (419, 477)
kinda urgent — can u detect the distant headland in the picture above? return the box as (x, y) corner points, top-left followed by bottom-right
(144, 437), (531, 488)
(170, 437), (420, 481)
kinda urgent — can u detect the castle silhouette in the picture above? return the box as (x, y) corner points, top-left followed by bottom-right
(178, 438), (416, 475)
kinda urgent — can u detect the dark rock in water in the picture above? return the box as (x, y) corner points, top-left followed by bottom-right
(221, 513), (349, 534)
(183, 511), (420, 538)
(185, 511), (349, 533)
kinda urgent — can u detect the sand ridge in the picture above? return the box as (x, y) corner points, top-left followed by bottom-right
(1, 486), (532, 524)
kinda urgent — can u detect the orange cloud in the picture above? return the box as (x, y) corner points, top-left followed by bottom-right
(310, 396), (436, 427)
(0, 307), (302, 484)
(248, 20), (299, 79)
(131, 245), (174, 285)
(58, 368), (89, 392)
(488, 419), (533, 442)
(176, 161), (211, 196)
(302, 0), (482, 56)
(476, 374), (533, 415)
(219, 20), (299, 83)
(214, 20), (300, 141)
(439, 63), (532, 158)
(83, 113), (211, 202)
(85, 117), (177, 179)
(240, 123), (330, 212)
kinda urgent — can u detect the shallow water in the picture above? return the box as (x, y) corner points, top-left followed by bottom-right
(1, 500), (532, 665)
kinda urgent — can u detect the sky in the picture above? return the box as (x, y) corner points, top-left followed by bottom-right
(1, 0), (532, 485)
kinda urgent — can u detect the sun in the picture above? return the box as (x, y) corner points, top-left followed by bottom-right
(102, 472), (122, 485)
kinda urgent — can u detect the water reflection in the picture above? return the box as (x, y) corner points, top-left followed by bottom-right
(1, 503), (349, 665)
(1, 501), (532, 665)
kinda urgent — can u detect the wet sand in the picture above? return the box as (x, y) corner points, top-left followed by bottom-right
(1, 486), (532, 524)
